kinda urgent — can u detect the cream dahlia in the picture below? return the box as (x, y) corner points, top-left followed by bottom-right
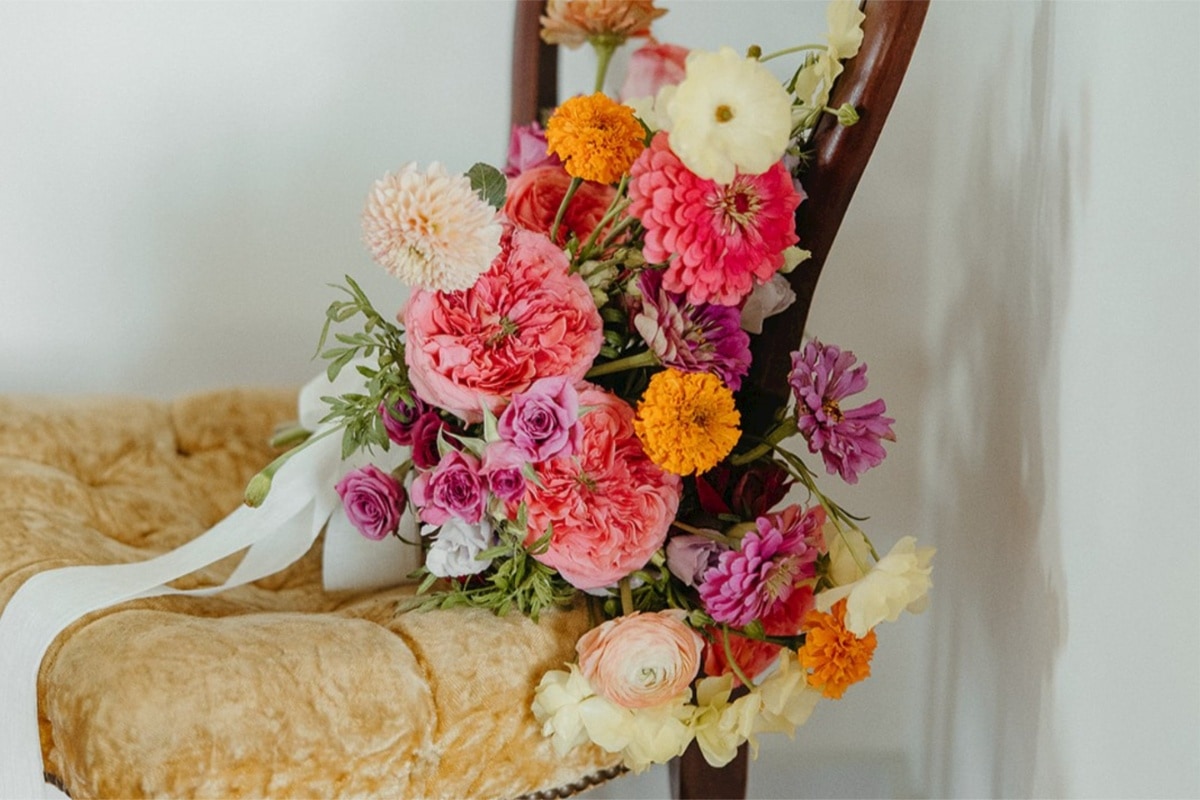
(362, 162), (503, 293)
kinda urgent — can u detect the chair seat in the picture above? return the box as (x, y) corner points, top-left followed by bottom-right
(0, 390), (619, 799)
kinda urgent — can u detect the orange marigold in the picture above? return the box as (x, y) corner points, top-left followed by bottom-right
(633, 368), (740, 476)
(798, 598), (877, 699)
(540, 0), (667, 49)
(545, 93), (646, 185)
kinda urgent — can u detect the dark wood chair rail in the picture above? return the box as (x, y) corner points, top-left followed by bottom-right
(509, 1), (929, 798)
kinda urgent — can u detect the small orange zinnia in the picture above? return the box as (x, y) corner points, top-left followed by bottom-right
(545, 93), (646, 185)
(633, 368), (740, 476)
(798, 599), (877, 699)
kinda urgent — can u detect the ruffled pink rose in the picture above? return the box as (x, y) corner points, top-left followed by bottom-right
(576, 610), (703, 709)
(481, 440), (527, 503)
(498, 376), (582, 462)
(520, 385), (681, 590)
(503, 166), (616, 247)
(411, 450), (486, 525)
(619, 40), (689, 101)
(404, 226), (604, 423)
(503, 121), (561, 178)
(335, 465), (406, 541)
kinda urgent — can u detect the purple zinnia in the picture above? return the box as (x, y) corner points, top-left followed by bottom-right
(697, 504), (826, 628)
(633, 269), (752, 390)
(788, 340), (895, 484)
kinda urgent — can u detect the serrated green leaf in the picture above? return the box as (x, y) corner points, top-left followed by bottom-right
(467, 162), (507, 209)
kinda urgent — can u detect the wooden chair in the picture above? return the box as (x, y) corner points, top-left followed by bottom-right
(511, 1), (930, 797)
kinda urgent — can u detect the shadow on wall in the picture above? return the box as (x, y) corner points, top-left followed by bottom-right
(914, 3), (1082, 797)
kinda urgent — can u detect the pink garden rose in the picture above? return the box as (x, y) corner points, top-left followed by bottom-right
(411, 450), (486, 525)
(404, 226), (604, 423)
(619, 40), (689, 101)
(498, 376), (583, 462)
(503, 121), (561, 178)
(480, 440), (528, 503)
(334, 465), (407, 541)
(520, 385), (681, 590)
(503, 165), (616, 247)
(576, 610), (704, 709)
(410, 411), (462, 470)
(379, 393), (428, 446)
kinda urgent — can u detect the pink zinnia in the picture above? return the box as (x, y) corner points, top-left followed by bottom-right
(698, 504), (826, 628)
(403, 226), (604, 423)
(788, 340), (896, 484)
(520, 385), (681, 590)
(627, 132), (803, 307)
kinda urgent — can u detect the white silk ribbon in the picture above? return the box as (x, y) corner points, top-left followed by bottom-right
(0, 368), (420, 798)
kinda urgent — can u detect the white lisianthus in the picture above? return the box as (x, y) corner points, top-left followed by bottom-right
(664, 47), (792, 184)
(692, 675), (762, 768)
(751, 656), (820, 749)
(817, 536), (935, 637)
(423, 518), (493, 578)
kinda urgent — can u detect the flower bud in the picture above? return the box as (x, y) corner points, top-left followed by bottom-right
(836, 103), (860, 127)
(243, 472), (273, 507)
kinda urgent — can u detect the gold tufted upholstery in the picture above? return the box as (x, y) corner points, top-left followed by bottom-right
(0, 389), (619, 799)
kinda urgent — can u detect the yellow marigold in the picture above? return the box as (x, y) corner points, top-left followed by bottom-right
(545, 93), (646, 185)
(540, 0), (667, 49)
(798, 598), (877, 699)
(633, 369), (740, 476)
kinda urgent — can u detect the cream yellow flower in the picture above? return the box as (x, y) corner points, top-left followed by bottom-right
(531, 666), (595, 756)
(664, 47), (792, 184)
(816, 535), (935, 637)
(692, 674), (762, 767)
(751, 656), (821, 749)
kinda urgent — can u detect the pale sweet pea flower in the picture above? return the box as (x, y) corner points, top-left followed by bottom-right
(740, 274), (797, 335)
(664, 47), (792, 184)
(531, 666), (595, 756)
(826, 0), (866, 61)
(751, 656), (820, 747)
(816, 535), (935, 636)
(691, 674), (762, 767)
(825, 525), (875, 586)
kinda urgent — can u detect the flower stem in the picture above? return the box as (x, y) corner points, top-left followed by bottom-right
(730, 417), (799, 465)
(585, 349), (659, 378)
(757, 43), (825, 63)
(670, 521), (739, 548)
(619, 577), (635, 616)
(549, 176), (583, 245)
(721, 626), (755, 688)
(591, 40), (617, 93)
(578, 174), (629, 258)
(243, 425), (341, 507)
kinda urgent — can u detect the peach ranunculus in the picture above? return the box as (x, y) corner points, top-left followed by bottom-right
(403, 227), (604, 423)
(521, 385), (681, 590)
(577, 610), (703, 709)
(619, 40), (689, 102)
(540, 0), (667, 49)
(503, 166), (616, 247)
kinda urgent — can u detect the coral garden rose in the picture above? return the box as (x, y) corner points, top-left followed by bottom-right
(576, 610), (704, 709)
(404, 227), (604, 423)
(410, 450), (486, 525)
(520, 385), (681, 590)
(334, 465), (407, 541)
(504, 165), (616, 247)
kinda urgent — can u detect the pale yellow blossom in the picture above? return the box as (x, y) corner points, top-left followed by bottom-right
(692, 675), (762, 767)
(817, 536), (935, 636)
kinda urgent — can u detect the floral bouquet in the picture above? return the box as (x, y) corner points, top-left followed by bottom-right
(253, 0), (933, 773)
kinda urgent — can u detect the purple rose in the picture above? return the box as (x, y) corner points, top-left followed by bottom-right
(379, 393), (428, 446)
(666, 534), (727, 587)
(410, 411), (461, 470)
(334, 464), (407, 541)
(411, 450), (486, 525)
(481, 441), (528, 503)
(497, 376), (582, 462)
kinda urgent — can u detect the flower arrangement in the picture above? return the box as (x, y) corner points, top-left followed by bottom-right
(255, 0), (934, 773)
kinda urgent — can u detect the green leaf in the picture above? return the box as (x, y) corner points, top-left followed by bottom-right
(467, 162), (507, 209)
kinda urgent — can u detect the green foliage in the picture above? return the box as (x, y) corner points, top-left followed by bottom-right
(316, 275), (413, 458)
(467, 162), (507, 209)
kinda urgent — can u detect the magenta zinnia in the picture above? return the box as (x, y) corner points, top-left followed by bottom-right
(633, 269), (751, 390)
(698, 504), (826, 628)
(788, 340), (895, 484)
(628, 132), (802, 307)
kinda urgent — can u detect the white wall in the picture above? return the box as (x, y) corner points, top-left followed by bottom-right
(2, 2), (1197, 798)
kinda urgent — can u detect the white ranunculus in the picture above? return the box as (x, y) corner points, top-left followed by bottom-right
(665, 47), (792, 184)
(817, 536), (935, 637)
(423, 518), (493, 578)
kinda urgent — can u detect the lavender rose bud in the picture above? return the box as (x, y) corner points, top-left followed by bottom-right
(666, 534), (726, 587)
(411, 450), (486, 525)
(481, 441), (528, 503)
(497, 376), (583, 462)
(334, 465), (407, 541)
